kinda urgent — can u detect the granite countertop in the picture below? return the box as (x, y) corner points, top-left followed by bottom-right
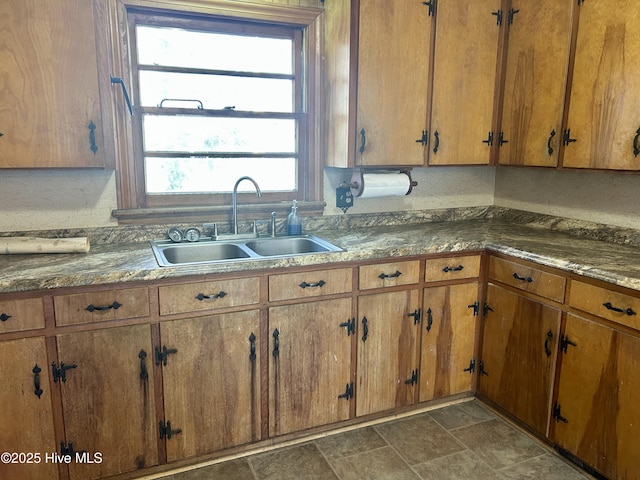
(1, 218), (640, 294)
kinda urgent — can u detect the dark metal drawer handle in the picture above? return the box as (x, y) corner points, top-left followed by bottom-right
(195, 291), (227, 301)
(634, 128), (640, 157)
(603, 302), (636, 316)
(0, 313), (12, 322)
(33, 364), (43, 398)
(139, 350), (148, 381)
(512, 272), (533, 283)
(443, 265), (464, 273)
(85, 301), (122, 312)
(378, 270), (402, 279)
(547, 129), (556, 156)
(299, 280), (326, 289)
(359, 128), (366, 154)
(544, 330), (553, 357)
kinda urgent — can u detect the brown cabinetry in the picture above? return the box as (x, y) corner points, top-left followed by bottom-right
(54, 287), (149, 326)
(0, 337), (58, 480)
(0, 297), (45, 333)
(55, 324), (158, 480)
(552, 313), (640, 478)
(269, 298), (352, 435)
(562, 0), (640, 170)
(499, 0), (573, 167)
(0, 0), (110, 168)
(159, 310), (261, 461)
(354, 0), (432, 166)
(428, 0), (502, 165)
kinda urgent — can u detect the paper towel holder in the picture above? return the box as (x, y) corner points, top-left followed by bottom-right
(336, 170), (418, 213)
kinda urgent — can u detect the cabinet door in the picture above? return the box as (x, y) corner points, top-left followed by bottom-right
(160, 310), (261, 462)
(357, 290), (420, 416)
(56, 325), (158, 480)
(478, 284), (560, 437)
(552, 314), (640, 479)
(0, 0), (104, 168)
(269, 298), (352, 436)
(355, 0), (431, 166)
(499, 0), (573, 167)
(429, 0), (501, 165)
(420, 283), (478, 402)
(0, 337), (58, 480)
(562, 0), (640, 170)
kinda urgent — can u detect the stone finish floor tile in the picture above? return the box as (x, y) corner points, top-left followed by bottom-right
(249, 442), (338, 480)
(374, 413), (466, 465)
(451, 418), (546, 470)
(161, 401), (590, 480)
(329, 446), (420, 480)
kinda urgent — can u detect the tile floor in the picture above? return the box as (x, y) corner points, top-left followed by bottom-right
(160, 400), (590, 480)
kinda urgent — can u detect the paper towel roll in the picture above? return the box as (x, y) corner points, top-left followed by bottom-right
(0, 237), (90, 254)
(350, 171), (412, 198)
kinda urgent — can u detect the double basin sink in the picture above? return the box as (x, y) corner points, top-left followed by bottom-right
(151, 234), (343, 267)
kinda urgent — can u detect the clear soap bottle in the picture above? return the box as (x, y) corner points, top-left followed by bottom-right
(286, 200), (302, 236)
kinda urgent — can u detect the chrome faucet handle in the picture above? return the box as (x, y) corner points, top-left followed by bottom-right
(270, 212), (277, 237)
(252, 220), (258, 235)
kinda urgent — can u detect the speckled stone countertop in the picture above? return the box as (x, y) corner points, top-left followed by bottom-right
(2, 217), (640, 294)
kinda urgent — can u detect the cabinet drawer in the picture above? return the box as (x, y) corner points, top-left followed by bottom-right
(425, 255), (481, 282)
(159, 277), (260, 316)
(569, 280), (640, 331)
(54, 287), (149, 326)
(489, 256), (565, 303)
(269, 268), (352, 301)
(359, 260), (420, 290)
(0, 297), (45, 333)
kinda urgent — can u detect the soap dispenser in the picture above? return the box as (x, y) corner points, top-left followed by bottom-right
(286, 200), (302, 236)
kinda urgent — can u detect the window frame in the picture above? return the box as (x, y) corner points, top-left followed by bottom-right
(109, 0), (324, 223)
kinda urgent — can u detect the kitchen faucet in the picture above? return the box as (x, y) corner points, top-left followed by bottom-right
(232, 176), (262, 235)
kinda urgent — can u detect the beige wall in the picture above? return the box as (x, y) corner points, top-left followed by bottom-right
(1, 166), (638, 232)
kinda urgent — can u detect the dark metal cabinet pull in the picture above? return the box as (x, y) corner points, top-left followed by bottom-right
(634, 128), (640, 157)
(442, 265), (464, 273)
(544, 331), (553, 357)
(359, 129), (366, 154)
(432, 130), (440, 153)
(139, 350), (148, 381)
(33, 365), (43, 398)
(0, 313), (11, 322)
(249, 333), (257, 362)
(85, 301), (122, 312)
(195, 291), (226, 301)
(378, 271), (402, 280)
(512, 272), (533, 283)
(547, 129), (556, 155)
(603, 302), (636, 316)
(272, 329), (280, 357)
(299, 280), (325, 289)
(88, 121), (98, 154)
(425, 308), (433, 332)
(361, 317), (369, 343)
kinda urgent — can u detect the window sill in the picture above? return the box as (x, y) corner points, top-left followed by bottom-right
(112, 201), (326, 225)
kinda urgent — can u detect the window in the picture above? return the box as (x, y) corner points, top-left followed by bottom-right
(113, 3), (323, 220)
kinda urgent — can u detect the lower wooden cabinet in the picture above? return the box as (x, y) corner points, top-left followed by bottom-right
(269, 298), (352, 436)
(159, 310), (261, 461)
(552, 313), (640, 479)
(420, 283), (479, 401)
(55, 324), (158, 480)
(479, 284), (561, 437)
(356, 290), (421, 416)
(0, 337), (58, 480)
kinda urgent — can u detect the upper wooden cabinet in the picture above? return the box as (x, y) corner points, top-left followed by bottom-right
(561, 1), (640, 170)
(498, 0), (573, 167)
(428, 0), (502, 166)
(354, 0), (432, 166)
(0, 0), (111, 168)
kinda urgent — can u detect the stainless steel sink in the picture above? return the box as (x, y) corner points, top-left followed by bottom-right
(151, 235), (342, 267)
(245, 236), (342, 257)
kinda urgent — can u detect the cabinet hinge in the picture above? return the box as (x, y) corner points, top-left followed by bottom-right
(407, 308), (421, 325)
(159, 420), (182, 440)
(563, 129), (577, 146)
(467, 301), (480, 316)
(422, 1), (436, 16)
(577, 0), (584, 5)
(479, 360), (489, 376)
(415, 130), (429, 146)
(155, 345), (178, 366)
(51, 362), (77, 383)
(498, 131), (509, 146)
(339, 318), (356, 336)
(491, 10), (503, 26)
(483, 302), (494, 316)
(338, 382), (354, 400)
(464, 359), (476, 373)
(553, 403), (569, 423)
(508, 8), (520, 25)
(404, 369), (419, 386)
(560, 335), (577, 354)
(60, 441), (75, 456)
(482, 131), (494, 146)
